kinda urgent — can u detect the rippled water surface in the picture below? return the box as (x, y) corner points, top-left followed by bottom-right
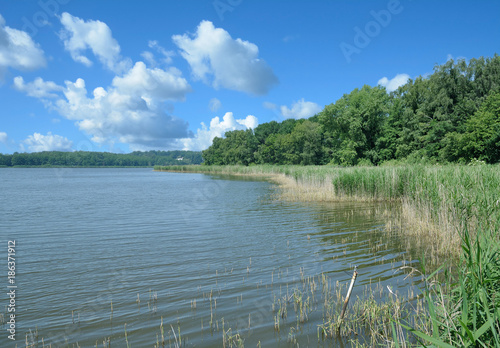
(0, 168), (419, 347)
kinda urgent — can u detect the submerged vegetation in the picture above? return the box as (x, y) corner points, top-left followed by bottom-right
(11, 55), (500, 347)
(15, 271), (422, 347)
(186, 54), (500, 346)
(156, 163), (500, 346)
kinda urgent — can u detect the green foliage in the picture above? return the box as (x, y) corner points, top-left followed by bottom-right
(202, 54), (500, 166)
(202, 129), (258, 165)
(401, 227), (500, 347)
(0, 150), (203, 167)
(461, 91), (500, 163)
(204, 119), (330, 166)
(320, 85), (390, 165)
(158, 163), (500, 346)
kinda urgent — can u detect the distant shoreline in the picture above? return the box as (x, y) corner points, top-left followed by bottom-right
(0, 165), (153, 168)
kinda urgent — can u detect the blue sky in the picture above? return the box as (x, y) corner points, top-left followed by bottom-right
(0, 0), (499, 154)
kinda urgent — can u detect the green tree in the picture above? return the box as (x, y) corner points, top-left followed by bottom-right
(320, 85), (389, 165)
(461, 91), (500, 163)
(289, 120), (324, 165)
(0, 154), (12, 166)
(202, 129), (258, 165)
(254, 121), (280, 144)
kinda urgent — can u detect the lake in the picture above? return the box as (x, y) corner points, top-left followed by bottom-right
(0, 168), (420, 347)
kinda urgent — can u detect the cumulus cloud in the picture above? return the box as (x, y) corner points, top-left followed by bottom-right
(59, 12), (131, 73)
(208, 98), (221, 112)
(13, 76), (64, 98)
(280, 99), (322, 119)
(378, 73), (410, 92)
(0, 14), (46, 78)
(172, 20), (278, 95)
(0, 131), (8, 143)
(111, 61), (192, 102)
(179, 112), (258, 151)
(22, 132), (73, 152)
(16, 61), (193, 148)
(57, 77), (192, 147)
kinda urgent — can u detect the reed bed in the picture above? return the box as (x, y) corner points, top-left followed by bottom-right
(18, 268), (428, 348)
(155, 164), (500, 262)
(18, 164), (498, 347)
(156, 163), (500, 346)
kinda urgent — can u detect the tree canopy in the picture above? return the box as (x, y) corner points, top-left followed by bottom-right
(0, 150), (203, 167)
(203, 55), (500, 165)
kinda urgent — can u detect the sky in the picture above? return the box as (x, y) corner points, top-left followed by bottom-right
(0, 0), (499, 154)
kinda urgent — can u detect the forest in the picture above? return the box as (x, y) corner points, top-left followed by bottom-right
(0, 150), (203, 167)
(203, 55), (500, 166)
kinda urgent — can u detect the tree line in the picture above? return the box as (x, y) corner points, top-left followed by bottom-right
(203, 55), (500, 166)
(0, 150), (203, 167)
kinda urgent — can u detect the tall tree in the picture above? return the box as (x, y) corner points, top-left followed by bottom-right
(320, 85), (390, 165)
(461, 91), (500, 163)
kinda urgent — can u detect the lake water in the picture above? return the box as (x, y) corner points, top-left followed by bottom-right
(0, 168), (419, 347)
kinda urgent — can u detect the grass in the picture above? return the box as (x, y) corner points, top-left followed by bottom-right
(17, 164), (500, 347)
(156, 163), (500, 346)
(18, 260), (497, 347)
(401, 226), (500, 347)
(155, 164), (500, 262)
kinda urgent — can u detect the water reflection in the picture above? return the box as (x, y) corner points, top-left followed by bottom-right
(0, 169), (423, 347)
(307, 202), (421, 284)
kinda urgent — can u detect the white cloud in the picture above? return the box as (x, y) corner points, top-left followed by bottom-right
(0, 131), (8, 143)
(237, 115), (258, 129)
(172, 20), (278, 95)
(13, 76), (63, 98)
(59, 12), (131, 73)
(378, 73), (410, 92)
(179, 112), (258, 151)
(280, 99), (322, 119)
(140, 51), (157, 67)
(0, 14), (46, 78)
(141, 41), (175, 68)
(112, 61), (191, 102)
(208, 98), (221, 112)
(148, 40), (174, 64)
(56, 76), (192, 147)
(22, 132), (73, 152)
(16, 61), (193, 148)
(263, 101), (277, 110)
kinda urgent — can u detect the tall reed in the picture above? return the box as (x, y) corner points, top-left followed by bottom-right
(155, 164), (500, 261)
(400, 225), (500, 347)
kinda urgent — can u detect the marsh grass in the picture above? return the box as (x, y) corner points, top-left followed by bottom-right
(19, 164), (499, 347)
(155, 164), (500, 264)
(156, 163), (500, 346)
(400, 225), (500, 347)
(20, 264), (425, 347)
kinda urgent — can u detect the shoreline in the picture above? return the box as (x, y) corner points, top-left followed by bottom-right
(156, 164), (500, 263)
